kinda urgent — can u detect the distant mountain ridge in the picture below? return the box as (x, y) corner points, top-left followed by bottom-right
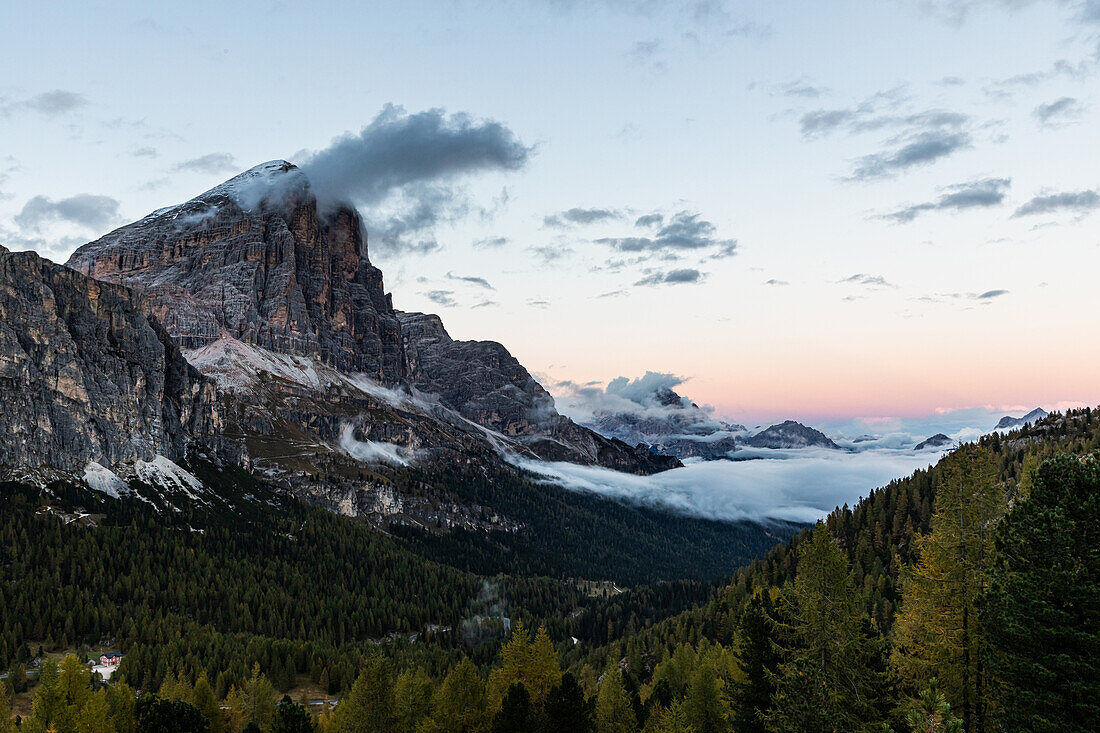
(743, 420), (840, 450)
(915, 433), (952, 450)
(996, 408), (1048, 430)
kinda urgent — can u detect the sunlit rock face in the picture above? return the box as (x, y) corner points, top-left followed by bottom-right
(67, 161), (406, 384)
(0, 245), (216, 472)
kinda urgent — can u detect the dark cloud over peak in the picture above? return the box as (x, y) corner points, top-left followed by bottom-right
(1012, 189), (1100, 217)
(884, 178), (1011, 223)
(299, 104), (531, 256)
(302, 104), (531, 205)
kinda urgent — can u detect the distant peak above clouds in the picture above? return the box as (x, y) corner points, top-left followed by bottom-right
(995, 407), (1048, 429)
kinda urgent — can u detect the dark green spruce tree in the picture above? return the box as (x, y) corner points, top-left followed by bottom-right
(732, 591), (781, 732)
(981, 456), (1100, 732)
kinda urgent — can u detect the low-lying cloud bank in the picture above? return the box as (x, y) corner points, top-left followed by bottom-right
(513, 447), (940, 524)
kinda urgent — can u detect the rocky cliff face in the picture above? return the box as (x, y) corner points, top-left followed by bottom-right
(399, 311), (680, 474)
(0, 245), (215, 473)
(67, 161), (406, 384)
(61, 163), (675, 484)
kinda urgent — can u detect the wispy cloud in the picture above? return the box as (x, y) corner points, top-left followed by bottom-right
(14, 194), (121, 233)
(1034, 96), (1086, 127)
(446, 271), (494, 289)
(421, 289), (458, 307)
(628, 39), (666, 72)
(24, 90), (88, 115)
(848, 130), (971, 181)
(919, 288), (1011, 304)
(596, 211), (737, 256)
(530, 244), (573, 263)
(473, 235), (509, 248)
(796, 88), (974, 180)
(634, 267), (704, 286)
(777, 79), (829, 98)
(543, 207), (623, 228)
(174, 152), (238, 175)
(1012, 189), (1100, 217)
(883, 178), (1011, 222)
(839, 273), (897, 288)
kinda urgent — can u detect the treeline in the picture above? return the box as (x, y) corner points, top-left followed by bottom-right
(0, 460), (592, 672)
(12, 450), (1096, 733)
(5, 623), (747, 733)
(0, 459), (726, 689)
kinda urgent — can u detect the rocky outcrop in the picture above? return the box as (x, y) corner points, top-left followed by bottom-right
(0, 245), (215, 472)
(995, 408), (1048, 430)
(67, 161), (406, 384)
(743, 421), (839, 450)
(915, 433), (952, 450)
(399, 311), (680, 474)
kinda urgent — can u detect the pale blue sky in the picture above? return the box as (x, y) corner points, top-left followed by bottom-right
(2, 0), (1098, 423)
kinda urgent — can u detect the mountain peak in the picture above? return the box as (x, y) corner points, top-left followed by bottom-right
(744, 420), (840, 450)
(195, 159), (306, 210)
(66, 163), (405, 381)
(995, 407), (1048, 430)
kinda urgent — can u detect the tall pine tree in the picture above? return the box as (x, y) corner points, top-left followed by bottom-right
(981, 456), (1100, 731)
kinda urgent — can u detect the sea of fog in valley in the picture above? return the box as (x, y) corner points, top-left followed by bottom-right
(517, 447), (943, 524)
(519, 405), (1040, 524)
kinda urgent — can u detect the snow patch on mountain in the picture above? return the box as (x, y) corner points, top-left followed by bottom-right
(83, 462), (128, 498)
(134, 455), (206, 502)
